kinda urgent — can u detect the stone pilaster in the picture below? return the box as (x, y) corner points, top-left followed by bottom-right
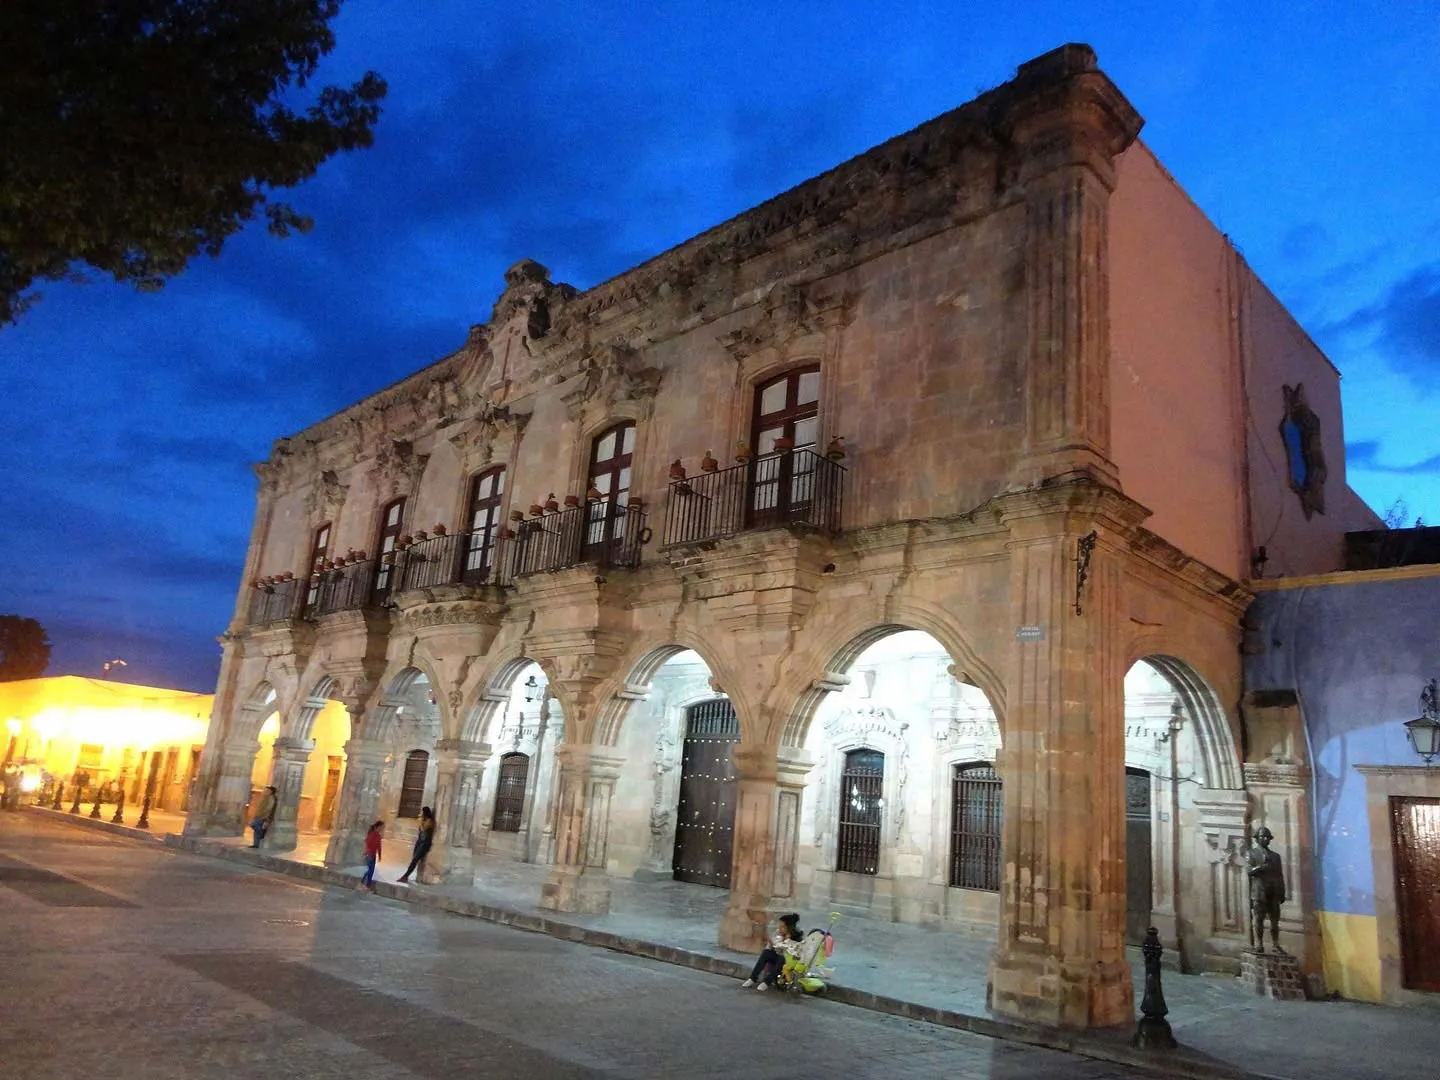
(323, 739), (392, 868)
(988, 484), (1146, 1029)
(719, 744), (782, 952)
(184, 741), (258, 837)
(538, 744), (624, 914)
(770, 747), (815, 901)
(428, 739), (492, 884)
(264, 737), (314, 852)
(999, 45), (1143, 490)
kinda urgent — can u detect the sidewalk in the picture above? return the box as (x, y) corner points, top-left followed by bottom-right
(31, 805), (1440, 1080)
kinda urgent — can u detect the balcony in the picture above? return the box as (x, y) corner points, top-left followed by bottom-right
(505, 502), (648, 578)
(661, 448), (846, 548)
(246, 577), (304, 627)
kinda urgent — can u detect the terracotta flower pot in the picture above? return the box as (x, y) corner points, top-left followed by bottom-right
(528, 503), (544, 517)
(668, 459), (686, 480)
(563, 494), (580, 508)
(433, 524), (447, 536)
(510, 510), (525, 522)
(701, 450), (718, 472)
(544, 494), (560, 513)
(773, 436), (795, 451)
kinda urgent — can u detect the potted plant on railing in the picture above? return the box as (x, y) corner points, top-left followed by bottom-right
(544, 493), (559, 513)
(586, 485), (603, 502)
(510, 509), (525, 522)
(773, 436), (795, 452)
(668, 459), (687, 481)
(563, 494), (580, 508)
(701, 450), (718, 472)
(826, 436), (846, 461)
(414, 530), (428, 542)
(528, 502), (544, 517)
(433, 524), (447, 536)
(735, 441), (752, 464)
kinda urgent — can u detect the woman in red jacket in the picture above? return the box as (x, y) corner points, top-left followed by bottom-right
(360, 820), (384, 892)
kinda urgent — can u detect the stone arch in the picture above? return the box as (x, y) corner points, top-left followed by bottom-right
(366, 664), (442, 746)
(594, 635), (746, 747)
(283, 674), (338, 743)
(777, 608), (1005, 748)
(231, 680), (281, 745)
(460, 655), (553, 744)
(1128, 651), (1242, 791)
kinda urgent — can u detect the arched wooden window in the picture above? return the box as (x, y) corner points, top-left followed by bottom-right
(949, 762), (1002, 891)
(374, 497), (406, 597)
(749, 366), (820, 528)
(464, 466), (506, 582)
(836, 748), (884, 875)
(396, 749), (428, 819)
(584, 422), (635, 554)
(491, 752), (530, 832)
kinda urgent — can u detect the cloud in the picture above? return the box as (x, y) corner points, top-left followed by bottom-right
(1345, 440), (1440, 475)
(1333, 264), (1440, 381)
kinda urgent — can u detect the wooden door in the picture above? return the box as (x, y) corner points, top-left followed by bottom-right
(671, 700), (739, 888)
(1125, 767), (1153, 945)
(1393, 797), (1440, 992)
(317, 757), (343, 831)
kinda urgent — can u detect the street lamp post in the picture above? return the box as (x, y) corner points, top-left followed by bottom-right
(136, 753), (162, 830)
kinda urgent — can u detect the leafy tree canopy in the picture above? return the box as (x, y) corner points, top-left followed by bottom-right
(0, 616), (51, 681)
(0, 1), (386, 323)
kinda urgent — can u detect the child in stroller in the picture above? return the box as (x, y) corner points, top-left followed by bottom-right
(742, 913), (803, 991)
(774, 912), (839, 994)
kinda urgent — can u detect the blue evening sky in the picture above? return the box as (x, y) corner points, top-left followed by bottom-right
(2, 2), (1437, 691)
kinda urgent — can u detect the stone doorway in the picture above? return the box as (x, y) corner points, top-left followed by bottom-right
(317, 756), (343, 831)
(671, 698), (738, 888)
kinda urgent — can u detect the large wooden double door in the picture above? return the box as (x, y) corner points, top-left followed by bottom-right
(1393, 797), (1440, 992)
(672, 699), (739, 889)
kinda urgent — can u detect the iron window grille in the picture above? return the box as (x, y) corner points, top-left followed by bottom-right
(396, 750), (428, 819)
(949, 762), (1002, 891)
(491, 752), (530, 832)
(836, 748), (884, 875)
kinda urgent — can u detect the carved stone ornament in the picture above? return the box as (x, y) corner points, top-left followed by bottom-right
(304, 468), (349, 520)
(562, 341), (664, 419)
(823, 704), (908, 744)
(373, 439), (429, 500)
(719, 284), (856, 362)
(1279, 383), (1327, 519)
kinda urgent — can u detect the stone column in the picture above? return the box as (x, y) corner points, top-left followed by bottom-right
(264, 737), (314, 852)
(719, 744), (781, 952)
(538, 744), (624, 914)
(184, 741), (258, 837)
(988, 487), (1144, 1029)
(323, 739), (391, 868)
(428, 739), (492, 884)
(998, 45), (1142, 490)
(770, 747), (815, 901)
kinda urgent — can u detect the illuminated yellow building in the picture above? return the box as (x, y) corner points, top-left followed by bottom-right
(0, 676), (212, 811)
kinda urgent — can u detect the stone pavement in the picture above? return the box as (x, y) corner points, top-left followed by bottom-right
(0, 812), (1151, 1080)
(31, 805), (1440, 1080)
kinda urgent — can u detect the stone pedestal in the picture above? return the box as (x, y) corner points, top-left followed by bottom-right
(1239, 949), (1306, 1000)
(324, 739), (391, 869)
(538, 745), (623, 915)
(265, 737), (314, 852)
(429, 739), (491, 884)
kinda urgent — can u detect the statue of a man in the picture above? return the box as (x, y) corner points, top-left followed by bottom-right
(1246, 825), (1287, 953)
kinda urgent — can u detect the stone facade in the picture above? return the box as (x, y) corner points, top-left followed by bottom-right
(188, 45), (1379, 1029)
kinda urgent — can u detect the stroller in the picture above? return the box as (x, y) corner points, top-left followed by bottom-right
(774, 912), (840, 995)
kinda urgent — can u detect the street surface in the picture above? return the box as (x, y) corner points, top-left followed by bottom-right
(0, 814), (1156, 1079)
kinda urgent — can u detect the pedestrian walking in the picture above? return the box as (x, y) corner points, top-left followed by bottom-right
(398, 806), (435, 884)
(250, 785), (278, 848)
(360, 820), (384, 892)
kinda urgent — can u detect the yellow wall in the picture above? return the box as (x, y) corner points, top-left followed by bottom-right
(1318, 910), (1382, 1003)
(1, 676), (211, 793)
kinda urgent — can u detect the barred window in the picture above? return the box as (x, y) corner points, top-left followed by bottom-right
(491, 752), (530, 833)
(396, 750), (428, 819)
(949, 762), (1002, 891)
(836, 748), (884, 875)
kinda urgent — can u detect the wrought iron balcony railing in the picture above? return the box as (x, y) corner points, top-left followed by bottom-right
(662, 448), (845, 548)
(306, 556), (382, 618)
(393, 529), (504, 592)
(247, 577), (304, 627)
(506, 502), (648, 578)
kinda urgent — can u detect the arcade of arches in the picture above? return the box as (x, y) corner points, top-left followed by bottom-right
(189, 620), (1310, 1029)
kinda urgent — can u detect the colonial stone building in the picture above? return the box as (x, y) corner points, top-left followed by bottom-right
(186, 45), (1380, 1029)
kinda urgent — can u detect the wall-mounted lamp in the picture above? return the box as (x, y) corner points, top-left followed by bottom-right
(523, 674), (540, 703)
(1404, 679), (1440, 764)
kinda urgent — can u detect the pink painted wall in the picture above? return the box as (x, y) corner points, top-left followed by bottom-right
(1109, 143), (1247, 580)
(1109, 143), (1379, 581)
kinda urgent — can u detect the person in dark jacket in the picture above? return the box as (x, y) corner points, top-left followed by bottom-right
(741, 912), (803, 991)
(398, 806), (435, 884)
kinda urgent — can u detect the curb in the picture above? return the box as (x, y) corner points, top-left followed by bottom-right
(29, 809), (1278, 1080)
(24, 803), (168, 843)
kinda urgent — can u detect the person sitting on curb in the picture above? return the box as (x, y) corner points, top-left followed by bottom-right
(741, 912), (803, 991)
(359, 820), (384, 893)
